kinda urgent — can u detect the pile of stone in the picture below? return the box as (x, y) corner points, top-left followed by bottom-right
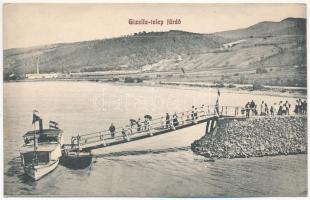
(191, 116), (307, 159)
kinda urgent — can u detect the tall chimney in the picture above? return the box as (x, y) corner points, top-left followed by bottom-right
(36, 57), (40, 74)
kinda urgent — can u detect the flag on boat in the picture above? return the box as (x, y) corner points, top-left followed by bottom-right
(49, 121), (59, 129)
(32, 112), (41, 124)
(181, 68), (186, 74)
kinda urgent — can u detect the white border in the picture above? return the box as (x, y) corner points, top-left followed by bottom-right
(0, 1), (309, 200)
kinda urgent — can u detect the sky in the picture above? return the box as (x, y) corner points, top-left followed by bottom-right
(3, 3), (306, 49)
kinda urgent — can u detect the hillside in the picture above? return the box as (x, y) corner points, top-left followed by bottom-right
(3, 18), (307, 86)
(3, 31), (225, 77)
(215, 17), (306, 39)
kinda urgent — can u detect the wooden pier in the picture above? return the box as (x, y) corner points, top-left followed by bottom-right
(64, 105), (244, 152)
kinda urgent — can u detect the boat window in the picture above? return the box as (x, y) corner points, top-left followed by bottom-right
(23, 152), (35, 165)
(38, 134), (58, 143)
(37, 152), (49, 164)
(22, 151), (49, 165)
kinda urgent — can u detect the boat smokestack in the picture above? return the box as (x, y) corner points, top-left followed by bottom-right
(39, 118), (43, 132)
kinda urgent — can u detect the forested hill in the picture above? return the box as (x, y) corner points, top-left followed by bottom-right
(3, 30), (226, 76)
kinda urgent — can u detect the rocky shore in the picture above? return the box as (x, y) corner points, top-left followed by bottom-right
(191, 116), (307, 159)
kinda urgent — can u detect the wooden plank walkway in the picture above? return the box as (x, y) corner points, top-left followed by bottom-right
(65, 105), (244, 152)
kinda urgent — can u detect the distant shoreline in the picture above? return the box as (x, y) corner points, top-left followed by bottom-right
(5, 78), (307, 99)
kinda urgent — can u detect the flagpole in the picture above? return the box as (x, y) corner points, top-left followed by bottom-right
(32, 110), (39, 164)
(33, 122), (36, 152)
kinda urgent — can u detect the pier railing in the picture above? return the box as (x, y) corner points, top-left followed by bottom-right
(69, 105), (244, 150)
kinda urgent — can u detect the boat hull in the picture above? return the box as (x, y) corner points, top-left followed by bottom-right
(23, 160), (59, 181)
(60, 151), (92, 169)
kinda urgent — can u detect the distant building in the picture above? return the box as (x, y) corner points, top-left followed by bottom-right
(25, 73), (60, 79)
(70, 70), (141, 79)
(222, 39), (247, 49)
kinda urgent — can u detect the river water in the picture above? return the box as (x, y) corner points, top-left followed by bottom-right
(3, 81), (307, 197)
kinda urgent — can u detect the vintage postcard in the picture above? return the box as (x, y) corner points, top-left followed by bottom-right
(3, 2), (308, 198)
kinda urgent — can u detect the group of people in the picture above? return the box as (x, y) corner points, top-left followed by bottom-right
(162, 105), (212, 130)
(108, 104), (212, 139)
(163, 112), (180, 130)
(244, 99), (307, 118)
(107, 98), (307, 138)
(294, 99), (307, 115)
(109, 115), (153, 139)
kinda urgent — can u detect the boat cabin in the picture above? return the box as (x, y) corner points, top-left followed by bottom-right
(23, 129), (63, 145)
(21, 129), (63, 166)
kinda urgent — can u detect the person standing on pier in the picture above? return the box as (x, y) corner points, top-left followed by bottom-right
(264, 103), (269, 115)
(172, 112), (179, 127)
(250, 100), (256, 116)
(270, 104), (275, 116)
(121, 128), (126, 138)
(180, 113), (185, 125)
(294, 99), (299, 114)
(194, 108), (198, 120)
(245, 102), (250, 118)
(303, 100), (307, 114)
(273, 102), (278, 115)
(284, 101), (291, 115)
(278, 101), (283, 115)
(143, 117), (148, 131)
(161, 117), (165, 129)
(298, 99), (302, 114)
(137, 118), (141, 132)
(191, 106), (196, 121)
(165, 113), (170, 129)
(200, 104), (205, 117)
(260, 101), (265, 116)
(109, 123), (116, 138)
